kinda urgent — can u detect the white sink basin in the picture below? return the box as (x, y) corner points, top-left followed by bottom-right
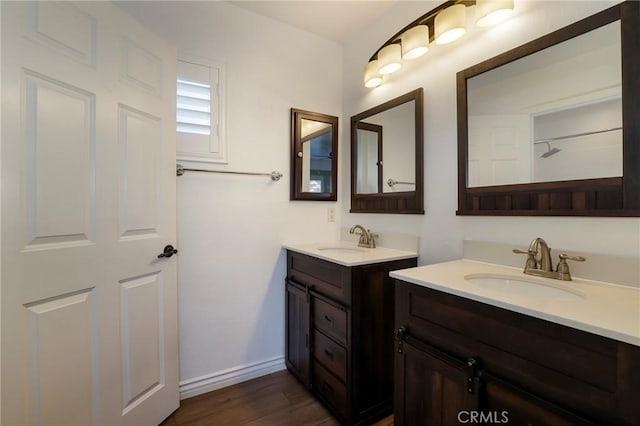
(317, 246), (365, 253)
(464, 273), (584, 301)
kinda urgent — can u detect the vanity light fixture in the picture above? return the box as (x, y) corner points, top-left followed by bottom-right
(476, 0), (514, 27)
(364, 0), (516, 88)
(364, 60), (383, 88)
(434, 4), (467, 45)
(402, 25), (430, 60)
(377, 43), (402, 75)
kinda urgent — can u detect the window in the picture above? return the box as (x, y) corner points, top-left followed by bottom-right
(176, 54), (227, 164)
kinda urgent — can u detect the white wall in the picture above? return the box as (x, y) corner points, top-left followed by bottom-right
(119, 1), (343, 396)
(341, 1), (640, 264)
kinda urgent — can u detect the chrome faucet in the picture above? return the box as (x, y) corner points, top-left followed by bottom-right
(513, 237), (585, 281)
(349, 224), (378, 248)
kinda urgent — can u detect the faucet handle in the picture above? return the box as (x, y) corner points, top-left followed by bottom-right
(558, 253), (586, 262)
(512, 249), (532, 255)
(513, 248), (537, 270)
(369, 232), (379, 248)
(556, 253), (585, 281)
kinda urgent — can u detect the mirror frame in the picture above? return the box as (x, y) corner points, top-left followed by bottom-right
(290, 108), (339, 201)
(350, 88), (424, 214)
(457, 2), (640, 216)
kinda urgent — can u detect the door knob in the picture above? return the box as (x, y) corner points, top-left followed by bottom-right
(158, 244), (178, 258)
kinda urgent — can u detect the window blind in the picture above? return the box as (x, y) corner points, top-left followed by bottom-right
(177, 60), (212, 135)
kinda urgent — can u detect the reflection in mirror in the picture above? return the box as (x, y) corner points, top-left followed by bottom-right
(356, 122), (381, 194)
(300, 119), (333, 193)
(351, 88), (424, 214)
(355, 102), (416, 194)
(532, 98), (622, 182)
(291, 109), (338, 201)
(467, 21), (621, 188)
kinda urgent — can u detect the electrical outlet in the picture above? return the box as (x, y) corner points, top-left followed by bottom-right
(327, 206), (336, 222)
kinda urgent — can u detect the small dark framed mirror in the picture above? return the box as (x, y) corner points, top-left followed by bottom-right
(290, 109), (338, 201)
(351, 88), (424, 214)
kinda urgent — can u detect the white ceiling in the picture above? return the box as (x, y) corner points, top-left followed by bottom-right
(227, 1), (398, 43)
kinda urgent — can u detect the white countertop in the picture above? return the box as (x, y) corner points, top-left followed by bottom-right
(283, 242), (418, 267)
(390, 259), (640, 347)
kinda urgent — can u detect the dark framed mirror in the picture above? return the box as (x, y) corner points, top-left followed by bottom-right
(351, 88), (424, 214)
(457, 1), (640, 216)
(290, 109), (338, 201)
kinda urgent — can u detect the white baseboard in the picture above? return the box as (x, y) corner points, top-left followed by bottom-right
(178, 356), (286, 400)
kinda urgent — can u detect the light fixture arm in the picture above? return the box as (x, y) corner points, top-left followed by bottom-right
(368, 0), (474, 62)
(364, 0), (514, 88)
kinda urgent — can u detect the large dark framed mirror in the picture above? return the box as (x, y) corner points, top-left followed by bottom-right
(457, 1), (639, 216)
(290, 109), (338, 201)
(351, 88), (424, 214)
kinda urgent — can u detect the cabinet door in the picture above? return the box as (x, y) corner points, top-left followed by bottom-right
(482, 373), (598, 426)
(286, 281), (311, 387)
(394, 337), (479, 426)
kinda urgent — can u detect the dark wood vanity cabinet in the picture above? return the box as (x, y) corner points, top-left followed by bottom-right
(285, 251), (417, 425)
(394, 280), (640, 426)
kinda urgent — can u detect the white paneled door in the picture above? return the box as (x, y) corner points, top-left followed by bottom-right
(1, 2), (179, 425)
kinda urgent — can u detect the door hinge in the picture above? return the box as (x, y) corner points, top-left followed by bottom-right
(305, 333), (309, 348)
(305, 286), (310, 303)
(394, 326), (406, 354)
(466, 357), (479, 394)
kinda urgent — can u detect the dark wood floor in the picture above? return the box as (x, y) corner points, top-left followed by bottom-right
(160, 370), (393, 426)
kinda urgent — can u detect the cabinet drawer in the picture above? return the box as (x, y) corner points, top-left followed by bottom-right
(313, 362), (347, 420)
(313, 297), (347, 346)
(287, 251), (351, 304)
(313, 329), (347, 382)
